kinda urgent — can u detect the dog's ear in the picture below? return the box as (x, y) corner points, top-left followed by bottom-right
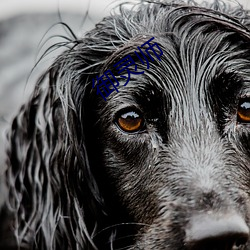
(2, 11), (134, 248)
(3, 49), (105, 249)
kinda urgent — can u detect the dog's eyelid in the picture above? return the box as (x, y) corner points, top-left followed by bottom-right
(239, 93), (250, 99)
(113, 105), (143, 119)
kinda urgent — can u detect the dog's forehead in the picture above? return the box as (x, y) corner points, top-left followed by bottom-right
(114, 33), (250, 100)
(95, 3), (250, 116)
(105, 10), (250, 94)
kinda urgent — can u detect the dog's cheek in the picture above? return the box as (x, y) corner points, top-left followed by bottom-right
(235, 128), (250, 159)
(101, 137), (161, 223)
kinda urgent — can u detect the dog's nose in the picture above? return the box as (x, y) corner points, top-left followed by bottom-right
(185, 213), (249, 250)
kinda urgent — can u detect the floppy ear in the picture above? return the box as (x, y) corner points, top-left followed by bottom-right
(3, 47), (107, 249)
(1, 9), (140, 247)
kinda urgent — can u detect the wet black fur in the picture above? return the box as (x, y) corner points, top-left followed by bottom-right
(2, 0), (250, 249)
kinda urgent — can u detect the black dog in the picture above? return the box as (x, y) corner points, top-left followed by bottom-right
(2, 0), (250, 249)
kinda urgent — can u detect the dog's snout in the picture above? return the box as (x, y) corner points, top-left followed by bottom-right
(185, 213), (249, 250)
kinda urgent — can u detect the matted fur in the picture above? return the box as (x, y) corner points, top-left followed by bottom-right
(2, 0), (250, 249)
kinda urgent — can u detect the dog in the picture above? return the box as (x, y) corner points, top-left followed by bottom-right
(1, 0), (250, 249)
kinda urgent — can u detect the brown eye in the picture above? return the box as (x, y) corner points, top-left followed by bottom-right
(116, 110), (144, 133)
(237, 99), (250, 123)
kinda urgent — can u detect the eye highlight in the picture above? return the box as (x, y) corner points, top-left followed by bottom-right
(237, 98), (250, 123)
(116, 109), (145, 133)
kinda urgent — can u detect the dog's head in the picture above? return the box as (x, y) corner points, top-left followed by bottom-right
(4, 1), (250, 250)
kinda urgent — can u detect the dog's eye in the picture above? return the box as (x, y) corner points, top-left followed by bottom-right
(116, 110), (144, 133)
(237, 99), (250, 123)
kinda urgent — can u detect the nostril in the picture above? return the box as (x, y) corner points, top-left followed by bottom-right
(235, 236), (248, 248)
(185, 213), (249, 250)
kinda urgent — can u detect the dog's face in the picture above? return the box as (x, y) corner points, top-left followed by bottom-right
(88, 4), (250, 250)
(4, 1), (250, 250)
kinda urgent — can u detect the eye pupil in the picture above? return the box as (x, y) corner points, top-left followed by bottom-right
(116, 110), (144, 133)
(237, 99), (250, 123)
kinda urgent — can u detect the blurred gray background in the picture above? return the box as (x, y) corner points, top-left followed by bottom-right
(0, 0), (250, 174)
